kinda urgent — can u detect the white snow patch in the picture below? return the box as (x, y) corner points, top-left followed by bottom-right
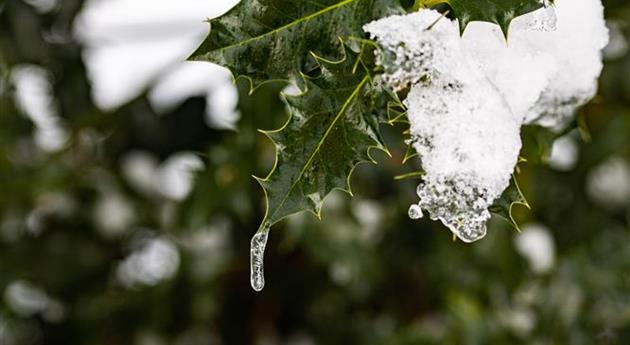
(548, 133), (579, 171)
(121, 151), (160, 196)
(515, 0), (609, 127)
(514, 223), (556, 274)
(3, 281), (49, 316)
(156, 152), (204, 201)
(93, 192), (135, 238)
(365, 0), (608, 242)
(587, 157), (630, 209)
(149, 62), (240, 130)
(23, 0), (58, 13)
(117, 236), (180, 287)
(403, 44), (522, 242)
(74, 0), (240, 129)
(11, 65), (69, 152)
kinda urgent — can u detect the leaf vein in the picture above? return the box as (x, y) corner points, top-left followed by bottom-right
(216, 0), (359, 52)
(267, 75), (370, 221)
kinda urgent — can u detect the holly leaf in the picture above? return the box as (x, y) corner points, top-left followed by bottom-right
(190, 0), (404, 87)
(416, 0), (546, 37)
(255, 46), (389, 229)
(489, 175), (530, 231)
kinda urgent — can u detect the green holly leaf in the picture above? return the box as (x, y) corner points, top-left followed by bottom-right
(415, 0), (546, 37)
(189, 0), (404, 87)
(489, 174), (530, 231)
(255, 46), (390, 229)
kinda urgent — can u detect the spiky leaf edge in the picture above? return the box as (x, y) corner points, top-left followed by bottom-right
(413, 0), (552, 38)
(253, 42), (392, 231)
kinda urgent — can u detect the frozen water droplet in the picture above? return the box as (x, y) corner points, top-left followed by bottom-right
(250, 229), (269, 292)
(453, 223), (487, 243)
(408, 204), (423, 219)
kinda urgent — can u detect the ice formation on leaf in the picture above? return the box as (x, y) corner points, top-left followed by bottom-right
(363, 11), (457, 92)
(404, 47), (522, 242)
(365, 0), (608, 242)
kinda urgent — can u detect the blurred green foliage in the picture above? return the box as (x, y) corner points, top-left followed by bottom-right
(1, 0), (630, 344)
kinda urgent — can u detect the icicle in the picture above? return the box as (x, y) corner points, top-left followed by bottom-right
(250, 228), (269, 292)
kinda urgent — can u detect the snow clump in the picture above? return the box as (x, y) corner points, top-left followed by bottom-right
(364, 0), (608, 242)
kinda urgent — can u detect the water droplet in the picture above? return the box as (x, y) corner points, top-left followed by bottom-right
(408, 204), (423, 220)
(250, 229), (269, 292)
(454, 224), (487, 243)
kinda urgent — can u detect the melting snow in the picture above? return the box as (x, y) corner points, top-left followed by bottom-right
(364, 0), (608, 242)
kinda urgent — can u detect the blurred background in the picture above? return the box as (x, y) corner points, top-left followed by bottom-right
(0, 0), (629, 344)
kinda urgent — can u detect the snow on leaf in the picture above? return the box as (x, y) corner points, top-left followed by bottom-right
(464, 0), (608, 128)
(516, 0), (609, 128)
(366, 10), (522, 242)
(405, 58), (522, 242)
(366, 0), (608, 242)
